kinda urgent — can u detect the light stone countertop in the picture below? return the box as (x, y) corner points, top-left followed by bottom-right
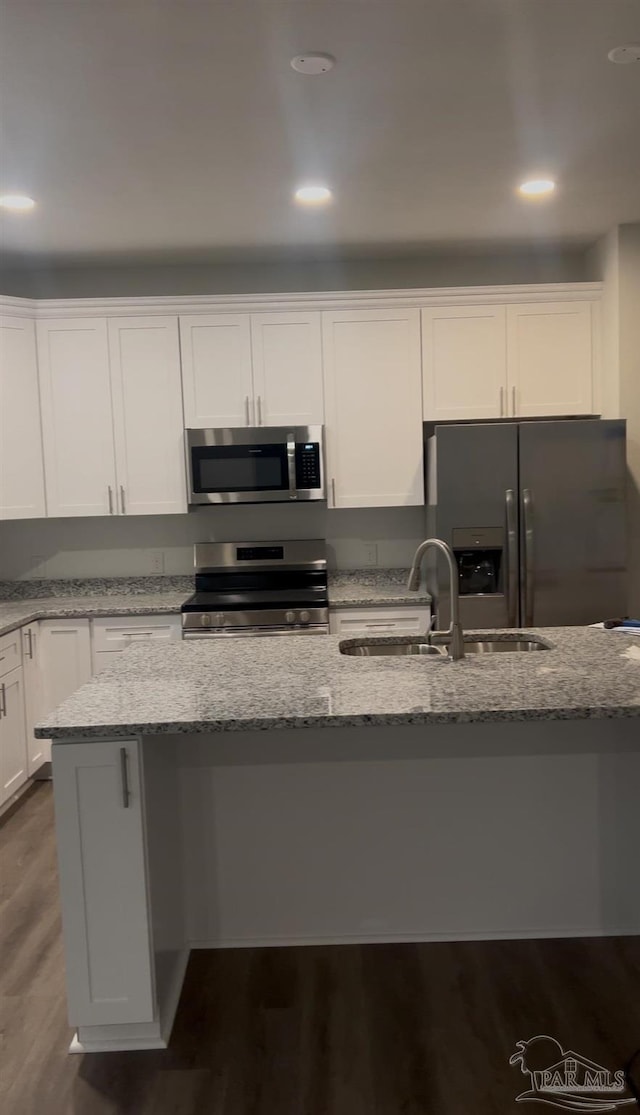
(0, 571), (430, 639)
(36, 626), (640, 739)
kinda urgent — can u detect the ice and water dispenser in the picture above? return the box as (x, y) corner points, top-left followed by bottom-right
(452, 527), (504, 598)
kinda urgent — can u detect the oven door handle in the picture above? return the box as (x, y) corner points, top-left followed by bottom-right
(286, 433), (297, 499)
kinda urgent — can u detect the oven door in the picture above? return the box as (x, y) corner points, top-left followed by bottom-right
(187, 427), (324, 505)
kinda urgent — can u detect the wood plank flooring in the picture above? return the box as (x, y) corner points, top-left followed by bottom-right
(1, 784), (639, 1114)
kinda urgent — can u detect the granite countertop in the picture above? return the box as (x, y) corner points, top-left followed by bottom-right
(36, 626), (640, 739)
(0, 571), (429, 639)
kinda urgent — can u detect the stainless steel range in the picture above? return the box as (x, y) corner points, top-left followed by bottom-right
(181, 540), (329, 638)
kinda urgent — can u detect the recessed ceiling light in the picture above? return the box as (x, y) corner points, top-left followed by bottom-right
(608, 44), (640, 64)
(291, 53), (335, 75)
(0, 194), (36, 211)
(294, 185), (333, 205)
(517, 179), (556, 198)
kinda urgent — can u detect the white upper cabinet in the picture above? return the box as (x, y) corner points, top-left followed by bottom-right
(322, 309), (424, 508)
(180, 314), (253, 428)
(37, 318), (117, 517)
(250, 312), (324, 426)
(0, 315), (47, 519)
(422, 305), (507, 421)
(506, 301), (595, 417)
(108, 317), (187, 515)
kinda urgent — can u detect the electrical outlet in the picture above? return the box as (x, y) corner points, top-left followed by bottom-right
(149, 550), (164, 574)
(363, 543), (378, 567)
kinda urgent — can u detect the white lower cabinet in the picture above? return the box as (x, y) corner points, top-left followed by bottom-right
(91, 615), (182, 674)
(0, 665), (28, 807)
(38, 619), (92, 726)
(21, 623), (47, 774)
(52, 739), (155, 1026)
(329, 605), (431, 638)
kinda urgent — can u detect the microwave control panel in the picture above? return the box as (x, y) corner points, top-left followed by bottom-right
(295, 443), (322, 489)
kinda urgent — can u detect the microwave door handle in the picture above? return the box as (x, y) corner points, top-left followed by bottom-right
(286, 433), (297, 500)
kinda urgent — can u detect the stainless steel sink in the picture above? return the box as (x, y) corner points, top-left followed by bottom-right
(340, 640), (446, 657)
(460, 638), (549, 654)
(340, 635), (550, 657)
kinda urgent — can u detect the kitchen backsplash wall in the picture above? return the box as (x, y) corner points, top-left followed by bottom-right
(0, 506), (428, 580)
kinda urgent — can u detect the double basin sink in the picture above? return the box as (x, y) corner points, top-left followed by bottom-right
(340, 635), (550, 657)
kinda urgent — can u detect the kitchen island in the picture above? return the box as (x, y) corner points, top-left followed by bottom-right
(37, 627), (640, 1052)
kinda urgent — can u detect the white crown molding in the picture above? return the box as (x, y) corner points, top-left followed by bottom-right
(0, 282), (602, 319)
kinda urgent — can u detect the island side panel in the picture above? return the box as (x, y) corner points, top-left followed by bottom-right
(174, 721), (640, 947)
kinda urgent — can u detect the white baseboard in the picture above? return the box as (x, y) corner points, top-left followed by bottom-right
(69, 1032), (168, 1054)
(159, 947), (190, 1045)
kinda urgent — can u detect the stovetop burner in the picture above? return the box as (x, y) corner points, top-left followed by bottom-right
(181, 540), (329, 638)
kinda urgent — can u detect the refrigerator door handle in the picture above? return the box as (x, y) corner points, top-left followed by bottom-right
(505, 488), (518, 626)
(522, 488), (535, 626)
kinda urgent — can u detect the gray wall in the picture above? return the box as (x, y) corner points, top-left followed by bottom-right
(0, 246), (591, 299)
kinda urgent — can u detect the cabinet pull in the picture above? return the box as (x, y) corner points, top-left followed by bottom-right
(512, 385), (517, 416)
(108, 486), (114, 515)
(119, 747), (130, 808)
(331, 478), (336, 506)
(244, 396), (250, 425)
(120, 486), (126, 514)
(0, 682), (6, 718)
(24, 629), (33, 659)
(499, 386), (504, 417)
(257, 395), (263, 425)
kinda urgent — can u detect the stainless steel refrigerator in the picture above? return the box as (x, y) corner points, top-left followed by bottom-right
(425, 419), (627, 628)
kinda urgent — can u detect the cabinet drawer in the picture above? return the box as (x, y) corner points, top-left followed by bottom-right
(329, 606), (431, 638)
(0, 629), (23, 678)
(92, 614), (182, 654)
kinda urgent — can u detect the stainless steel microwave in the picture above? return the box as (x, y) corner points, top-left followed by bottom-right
(186, 426), (325, 505)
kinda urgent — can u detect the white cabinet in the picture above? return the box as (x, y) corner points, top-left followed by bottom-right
(0, 315), (47, 519)
(322, 309), (424, 508)
(21, 623), (47, 774)
(0, 665), (28, 807)
(329, 605), (431, 638)
(180, 311), (324, 428)
(38, 619), (92, 725)
(91, 614), (182, 675)
(108, 317), (186, 515)
(422, 305), (507, 421)
(250, 312), (324, 426)
(180, 314), (253, 427)
(37, 318), (117, 517)
(52, 739), (155, 1025)
(506, 301), (595, 417)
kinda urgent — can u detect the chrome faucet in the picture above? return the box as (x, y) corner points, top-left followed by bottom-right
(407, 538), (465, 661)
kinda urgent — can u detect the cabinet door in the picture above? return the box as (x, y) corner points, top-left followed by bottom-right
(39, 619), (92, 721)
(329, 606), (431, 637)
(251, 312), (324, 426)
(0, 667), (28, 805)
(52, 740), (155, 1025)
(506, 302), (595, 417)
(91, 614), (182, 674)
(108, 317), (187, 515)
(0, 315), (47, 519)
(422, 305), (507, 420)
(180, 314), (253, 428)
(37, 318), (117, 516)
(21, 624), (48, 774)
(322, 309), (424, 508)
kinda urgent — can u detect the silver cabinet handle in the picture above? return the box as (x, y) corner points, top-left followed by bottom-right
(257, 395), (263, 425)
(24, 628), (34, 660)
(120, 485), (126, 515)
(505, 489), (518, 627)
(244, 396), (250, 425)
(512, 385), (517, 416)
(522, 488), (535, 626)
(108, 486), (114, 515)
(119, 747), (130, 808)
(331, 478), (336, 506)
(499, 386), (504, 418)
(0, 682), (6, 718)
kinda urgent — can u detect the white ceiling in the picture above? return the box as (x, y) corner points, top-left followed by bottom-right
(1, 0), (639, 259)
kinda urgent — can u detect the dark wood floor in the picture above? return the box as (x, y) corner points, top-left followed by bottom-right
(1, 783), (639, 1115)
